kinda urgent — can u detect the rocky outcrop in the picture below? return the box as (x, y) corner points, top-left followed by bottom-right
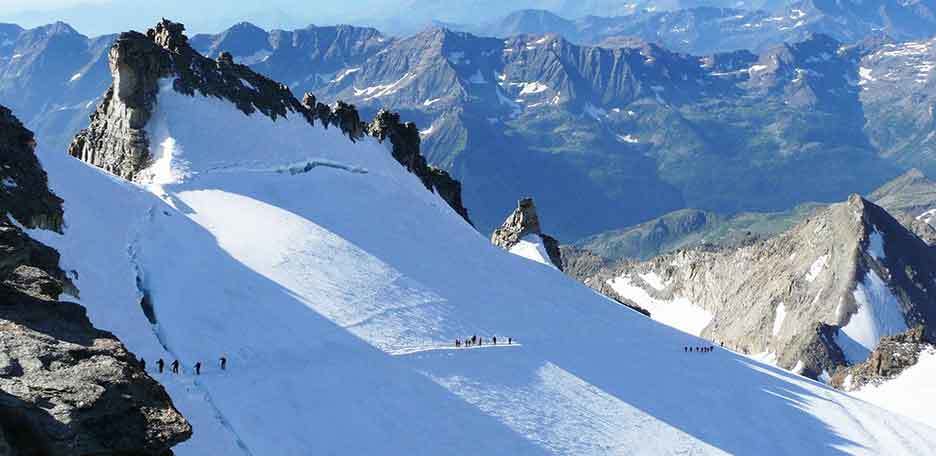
(68, 19), (472, 224)
(2, 105), (191, 454)
(831, 326), (934, 391)
(586, 194), (936, 380)
(0, 106), (63, 232)
(366, 109), (470, 223)
(491, 198), (562, 269)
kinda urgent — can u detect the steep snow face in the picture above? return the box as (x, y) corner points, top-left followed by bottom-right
(30, 84), (936, 455)
(508, 234), (555, 268)
(838, 270), (909, 363)
(851, 349), (936, 428)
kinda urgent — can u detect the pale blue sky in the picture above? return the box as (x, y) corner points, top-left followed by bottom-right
(0, 0), (631, 37)
(0, 0), (391, 36)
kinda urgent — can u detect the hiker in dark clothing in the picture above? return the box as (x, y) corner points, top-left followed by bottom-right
(493, 336), (497, 345)
(455, 339), (461, 348)
(195, 362), (202, 375)
(171, 360), (180, 374)
(157, 358), (165, 373)
(508, 337), (512, 345)
(220, 356), (227, 370)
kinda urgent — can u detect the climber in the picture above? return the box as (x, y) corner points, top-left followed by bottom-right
(195, 361), (202, 375)
(220, 356), (227, 371)
(171, 359), (180, 374)
(140, 357), (146, 371)
(508, 337), (512, 345)
(157, 358), (165, 373)
(455, 339), (461, 348)
(493, 336), (497, 345)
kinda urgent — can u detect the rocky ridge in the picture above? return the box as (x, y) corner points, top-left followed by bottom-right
(491, 197), (562, 269)
(67, 19), (471, 224)
(0, 105), (191, 454)
(581, 195), (936, 380)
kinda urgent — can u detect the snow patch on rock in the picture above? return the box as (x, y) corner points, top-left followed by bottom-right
(805, 254), (828, 282)
(608, 276), (712, 336)
(772, 302), (786, 336)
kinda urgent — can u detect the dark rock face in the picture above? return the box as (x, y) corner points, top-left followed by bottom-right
(68, 19), (472, 224)
(831, 326), (934, 391)
(0, 106), (63, 232)
(1, 105), (191, 455)
(491, 198), (563, 269)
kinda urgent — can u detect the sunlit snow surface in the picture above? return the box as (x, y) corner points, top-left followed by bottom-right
(508, 234), (555, 268)
(851, 349), (936, 429)
(30, 83), (936, 455)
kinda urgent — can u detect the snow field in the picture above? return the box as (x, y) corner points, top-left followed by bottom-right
(29, 82), (936, 455)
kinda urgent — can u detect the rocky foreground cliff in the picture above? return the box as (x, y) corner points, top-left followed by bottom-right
(0, 105), (191, 454)
(578, 194), (936, 381)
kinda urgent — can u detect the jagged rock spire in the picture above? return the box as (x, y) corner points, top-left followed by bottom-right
(493, 197), (542, 243)
(492, 197), (562, 269)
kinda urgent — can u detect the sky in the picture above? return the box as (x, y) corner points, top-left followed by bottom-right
(0, 0), (382, 36)
(0, 0), (635, 37)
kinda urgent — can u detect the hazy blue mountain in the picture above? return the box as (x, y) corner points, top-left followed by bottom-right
(466, 5), (936, 54)
(0, 22), (114, 154)
(7, 19), (936, 241)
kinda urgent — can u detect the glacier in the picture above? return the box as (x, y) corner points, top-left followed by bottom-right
(27, 82), (936, 455)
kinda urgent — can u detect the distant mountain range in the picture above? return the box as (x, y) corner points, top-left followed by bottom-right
(3, 6), (936, 239)
(463, 2), (936, 54)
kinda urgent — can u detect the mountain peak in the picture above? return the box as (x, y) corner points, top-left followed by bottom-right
(147, 18), (189, 52)
(592, 192), (936, 379)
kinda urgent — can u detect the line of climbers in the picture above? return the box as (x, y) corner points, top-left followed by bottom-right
(139, 356), (228, 375)
(455, 335), (513, 348)
(685, 346), (715, 353)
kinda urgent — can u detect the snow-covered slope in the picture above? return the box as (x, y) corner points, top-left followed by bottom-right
(850, 348), (936, 429)
(30, 22), (936, 455)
